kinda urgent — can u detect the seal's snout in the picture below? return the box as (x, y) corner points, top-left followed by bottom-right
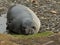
(24, 28), (34, 35)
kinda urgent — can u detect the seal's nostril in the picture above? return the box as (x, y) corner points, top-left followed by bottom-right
(28, 29), (33, 34)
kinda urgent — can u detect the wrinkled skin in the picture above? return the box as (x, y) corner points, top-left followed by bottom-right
(6, 4), (41, 35)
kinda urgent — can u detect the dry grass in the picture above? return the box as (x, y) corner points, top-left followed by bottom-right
(0, 31), (54, 45)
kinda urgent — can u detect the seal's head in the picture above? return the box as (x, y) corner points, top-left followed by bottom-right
(21, 19), (36, 35)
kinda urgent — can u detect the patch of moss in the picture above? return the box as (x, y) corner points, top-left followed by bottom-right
(12, 31), (54, 39)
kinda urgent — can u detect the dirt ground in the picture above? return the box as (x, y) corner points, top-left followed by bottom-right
(0, 33), (60, 45)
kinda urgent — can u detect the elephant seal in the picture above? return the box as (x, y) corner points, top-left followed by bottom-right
(6, 4), (41, 35)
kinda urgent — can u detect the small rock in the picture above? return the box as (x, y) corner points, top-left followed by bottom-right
(50, 10), (57, 14)
(42, 41), (54, 45)
(0, 7), (5, 12)
(57, 2), (60, 4)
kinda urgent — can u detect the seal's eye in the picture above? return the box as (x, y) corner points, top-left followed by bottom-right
(32, 26), (36, 29)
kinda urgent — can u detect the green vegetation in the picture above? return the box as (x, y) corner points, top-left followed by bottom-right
(12, 31), (54, 39)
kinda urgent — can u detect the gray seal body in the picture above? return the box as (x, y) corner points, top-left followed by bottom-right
(7, 4), (41, 35)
